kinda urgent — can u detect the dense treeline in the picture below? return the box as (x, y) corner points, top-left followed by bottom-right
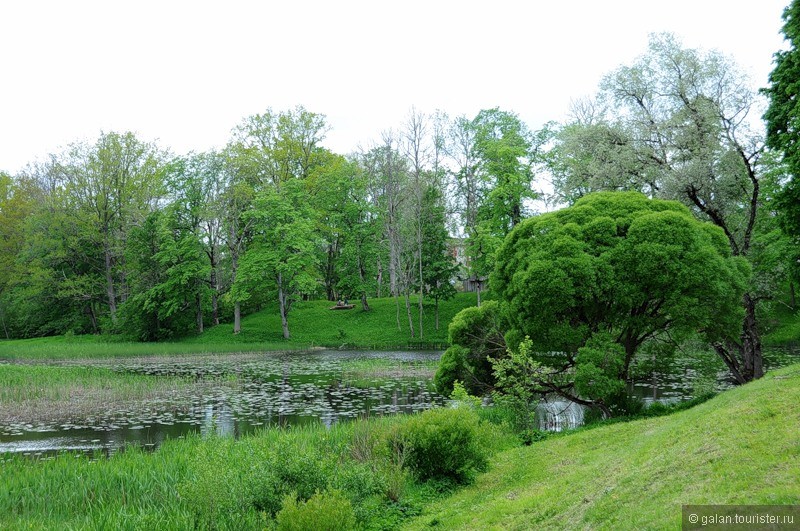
(0, 106), (543, 341)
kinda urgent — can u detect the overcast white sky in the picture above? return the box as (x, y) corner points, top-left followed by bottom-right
(0, 0), (790, 173)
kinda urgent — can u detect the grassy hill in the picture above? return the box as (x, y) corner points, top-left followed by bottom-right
(194, 292), (479, 348)
(0, 293), (479, 359)
(404, 363), (800, 530)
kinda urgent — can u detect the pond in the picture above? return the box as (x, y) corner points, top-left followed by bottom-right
(0, 350), (444, 456)
(3, 345), (798, 453)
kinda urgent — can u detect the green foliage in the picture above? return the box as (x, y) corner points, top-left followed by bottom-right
(310, 155), (380, 305)
(433, 345), (468, 396)
(489, 337), (544, 407)
(491, 191), (747, 413)
(471, 108), (537, 234)
(180, 436), (335, 524)
(421, 184), (458, 312)
(574, 332), (626, 406)
(495, 192), (746, 354)
(764, 2), (800, 289)
(275, 490), (356, 531)
(237, 179), (321, 339)
(437, 300), (505, 395)
(121, 208), (210, 340)
(450, 380), (483, 408)
(487, 338), (548, 435)
(398, 407), (489, 483)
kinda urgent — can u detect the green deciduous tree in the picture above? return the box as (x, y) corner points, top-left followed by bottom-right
(57, 132), (166, 326)
(310, 154), (379, 311)
(420, 184), (457, 330)
(228, 107), (329, 336)
(491, 192), (747, 414)
(0, 172), (40, 338)
(237, 179), (320, 339)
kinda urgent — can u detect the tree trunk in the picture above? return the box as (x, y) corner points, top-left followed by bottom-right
(741, 292), (763, 380)
(210, 251), (219, 326)
(405, 290), (415, 338)
(790, 281), (797, 311)
(376, 257), (383, 298)
(711, 293), (763, 384)
(358, 254), (370, 311)
(389, 235), (398, 296)
(0, 309), (8, 339)
(278, 273), (290, 340)
(395, 294), (401, 331)
(435, 294), (440, 331)
(325, 242), (336, 301)
(418, 228), (424, 340)
(233, 302), (241, 335)
(231, 250), (241, 334)
(476, 283), (482, 307)
(196, 289), (204, 334)
(361, 292), (370, 312)
(104, 245), (117, 324)
(88, 304), (99, 334)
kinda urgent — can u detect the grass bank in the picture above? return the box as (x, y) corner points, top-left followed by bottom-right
(404, 363), (800, 530)
(0, 293), (478, 360)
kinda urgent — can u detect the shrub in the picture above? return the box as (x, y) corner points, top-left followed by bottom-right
(434, 301), (505, 396)
(398, 407), (488, 483)
(248, 445), (333, 516)
(275, 490), (356, 531)
(180, 436), (337, 526)
(179, 439), (262, 529)
(434, 345), (468, 396)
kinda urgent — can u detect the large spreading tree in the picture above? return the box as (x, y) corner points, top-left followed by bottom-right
(491, 192), (748, 416)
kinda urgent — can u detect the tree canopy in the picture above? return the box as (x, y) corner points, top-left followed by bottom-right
(491, 192), (748, 413)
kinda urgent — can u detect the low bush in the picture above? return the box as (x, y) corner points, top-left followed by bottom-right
(398, 407), (488, 484)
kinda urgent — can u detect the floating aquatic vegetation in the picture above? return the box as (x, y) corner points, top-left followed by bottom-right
(0, 350), (445, 455)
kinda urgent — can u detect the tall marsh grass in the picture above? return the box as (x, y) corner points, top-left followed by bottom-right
(1, 408), (517, 530)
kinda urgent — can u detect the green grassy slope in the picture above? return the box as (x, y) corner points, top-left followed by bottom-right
(405, 364), (800, 530)
(195, 292), (478, 347)
(0, 293), (478, 359)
